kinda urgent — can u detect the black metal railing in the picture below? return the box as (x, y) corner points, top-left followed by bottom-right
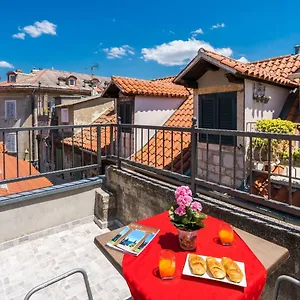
(1, 120), (300, 219)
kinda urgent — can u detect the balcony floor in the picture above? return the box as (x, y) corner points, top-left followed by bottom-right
(0, 222), (131, 300)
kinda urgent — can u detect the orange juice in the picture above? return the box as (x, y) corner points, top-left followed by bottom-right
(159, 249), (176, 279)
(159, 259), (176, 278)
(219, 224), (234, 245)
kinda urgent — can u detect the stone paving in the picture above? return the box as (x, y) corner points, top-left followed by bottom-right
(0, 222), (131, 300)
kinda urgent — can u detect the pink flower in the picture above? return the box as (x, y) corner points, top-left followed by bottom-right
(176, 195), (186, 206)
(183, 195), (192, 206)
(175, 186), (192, 199)
(175, 205), (186, 216)
(190, 201), (202, 212)
(176, 195), (192, 207)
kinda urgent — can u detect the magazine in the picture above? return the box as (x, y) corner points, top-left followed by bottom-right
(106, 223), (160, 256)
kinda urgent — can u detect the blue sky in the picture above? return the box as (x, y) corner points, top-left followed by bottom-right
(1, 0), (300, 81)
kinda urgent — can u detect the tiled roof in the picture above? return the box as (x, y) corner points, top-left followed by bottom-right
(107, 75), (189, 98)
(133, 94), (193, 173)
(0, 154), (52, 196)
(0, 69), (110, 93)
(177, 48), (300, 87)
(63, 105), (116, 152)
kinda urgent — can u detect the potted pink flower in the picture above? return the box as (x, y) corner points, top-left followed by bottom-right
(169, 186), (206, 250)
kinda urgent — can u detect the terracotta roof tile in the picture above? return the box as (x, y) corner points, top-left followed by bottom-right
(133, 94), (193, 173)
(199, 48), (300, 87)
(0, 154), (52, 196)
(63, 105), (116, 152)
(110, 76), (189, 98)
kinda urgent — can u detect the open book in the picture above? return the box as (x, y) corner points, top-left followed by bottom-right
(106, 223), (160, 256)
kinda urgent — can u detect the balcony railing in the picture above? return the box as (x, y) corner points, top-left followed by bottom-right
(1, 119), (300, 220)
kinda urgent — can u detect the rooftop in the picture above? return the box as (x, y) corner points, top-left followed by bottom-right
(0, 69), (110, 94)
(175, 48), (300, 87)
(0, 143), (52, 196)
(103, 75), (189, 98)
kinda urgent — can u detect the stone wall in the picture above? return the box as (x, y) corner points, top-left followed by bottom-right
(105, 167), (175, 225)
(105, 166), (300, 300)
(197, 143), (245, 188)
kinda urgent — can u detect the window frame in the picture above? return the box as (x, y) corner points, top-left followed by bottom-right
(5, 100), (17, 120)
(118, 100), (134, 133)
(8, 74), (16, 83)
(198, 92), (237, 146)
(4, 132), (17, 153)
(69, 79), (76, 86)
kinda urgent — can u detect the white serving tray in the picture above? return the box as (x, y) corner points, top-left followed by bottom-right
(182, 254), (247, 288)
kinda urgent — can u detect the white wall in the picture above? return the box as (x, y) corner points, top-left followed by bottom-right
(134, 95), (184, 151)
(244, 79), (290, 130)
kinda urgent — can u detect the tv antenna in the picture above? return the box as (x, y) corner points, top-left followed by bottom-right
(88, 64), (98, 78)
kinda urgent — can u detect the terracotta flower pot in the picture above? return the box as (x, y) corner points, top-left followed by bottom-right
(177, 228), (198, 250)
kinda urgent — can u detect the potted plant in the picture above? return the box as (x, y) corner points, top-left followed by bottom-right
(169, 186), (206, 250)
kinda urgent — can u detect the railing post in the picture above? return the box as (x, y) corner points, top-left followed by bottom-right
(117, 117), (121, 169)
(191, 117), (198, 195)
(110, 124), (114, 156)
(96, 125), (102, 170)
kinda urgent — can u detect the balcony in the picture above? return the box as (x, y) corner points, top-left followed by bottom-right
(0, 123), (299, 299)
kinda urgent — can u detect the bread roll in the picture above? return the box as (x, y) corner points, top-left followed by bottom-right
(206, 256), (226, 279)
(221, 257), (244, 283)
(189, 254), (206, 276)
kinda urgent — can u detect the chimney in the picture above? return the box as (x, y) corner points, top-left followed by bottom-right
(295, 45), (300, 55)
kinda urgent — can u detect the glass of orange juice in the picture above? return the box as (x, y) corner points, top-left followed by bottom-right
(219, 223), (234, 246)
(159, 249), (176, 280)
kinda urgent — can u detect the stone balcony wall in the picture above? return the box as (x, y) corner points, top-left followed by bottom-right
(197, 142), (246, 188)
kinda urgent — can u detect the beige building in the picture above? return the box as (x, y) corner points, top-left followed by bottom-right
(0, 68), (109, 164)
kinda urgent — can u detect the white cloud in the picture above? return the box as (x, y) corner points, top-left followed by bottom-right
(22, 20), (57, 38)
(141, 38), (232, 66)
(191, 28), (204, 36)
(169, 31), (175, 35)
(103, 45), (135, 59)
(237, 56), (249, 63)
(0, 61), (14, 68)
(12, 32), (25, 40)
(211, 23), (225, 30)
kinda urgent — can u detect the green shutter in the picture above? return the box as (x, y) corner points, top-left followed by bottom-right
(218, 92), (237, 145)
(198, 94), (218, 143)
(198, 92), (237, 145)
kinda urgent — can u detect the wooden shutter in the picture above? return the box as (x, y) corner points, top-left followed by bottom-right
(198, 94), (218, 143)
(217, 92), (237, 145)
(5, 100), (16, 119)
(5, 132), (16, 152)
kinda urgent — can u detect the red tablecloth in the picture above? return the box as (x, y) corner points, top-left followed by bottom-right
(122, 212), (266, 300)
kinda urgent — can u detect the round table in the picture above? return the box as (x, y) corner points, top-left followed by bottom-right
(122, 212), (266, 300)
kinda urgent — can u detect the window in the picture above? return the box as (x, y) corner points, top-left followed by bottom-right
(119, 101), (133, 132)
(198, 92), (237, 145)
(61, 108), (69, 123)
(8, 74), (16, 83)
(4, 132), (16, 153)
(5, 100), (17, 120)
(69, 79), (76, 86)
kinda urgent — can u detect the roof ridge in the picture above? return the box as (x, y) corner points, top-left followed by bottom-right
(152, 75), (176, 81)
(112, 75), (178, 86)
(112, 75), (149, 81)
(248, 53), (295, 64)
